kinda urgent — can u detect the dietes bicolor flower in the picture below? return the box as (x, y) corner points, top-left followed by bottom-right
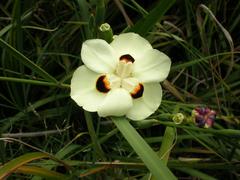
(71, 33), (171, 120)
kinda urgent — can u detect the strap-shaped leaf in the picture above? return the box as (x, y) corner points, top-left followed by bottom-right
(0, 76), (69, 88)
(0, 38), (58, 83)
(0, 152), (48, 179)
(16, 165), (68, 179)
(130, 0), (176, 36)
(112, 117), (177, 180)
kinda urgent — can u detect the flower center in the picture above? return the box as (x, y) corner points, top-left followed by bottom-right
(96, 54), (144, 99)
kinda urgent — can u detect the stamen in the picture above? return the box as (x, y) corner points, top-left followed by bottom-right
(120, 54), (135, 63)
(96, 75), (110, 93)
(116, 54), (135, 78)
(131, 83), (144, 99)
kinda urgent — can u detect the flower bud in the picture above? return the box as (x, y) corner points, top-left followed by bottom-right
(172, 113), (184, 124)
(192, 107), (216, 128)
(99, 23), (113, 43)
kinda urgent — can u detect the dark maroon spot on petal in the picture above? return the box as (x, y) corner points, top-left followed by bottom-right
(96, 75), (110, 93)
(131, 83), (144, 99)
(120, 54), (135, 63)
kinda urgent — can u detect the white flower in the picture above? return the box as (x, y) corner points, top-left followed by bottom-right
(70, 33), (171, 120)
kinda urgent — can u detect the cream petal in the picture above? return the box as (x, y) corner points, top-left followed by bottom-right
(110, 33), (152, 60)
(126, 83), (162, 120)
(81, 39), (118, 73)
(70, 65), (106, 112)
(133, 49), (171, 83)
(97, 88), (133, 117)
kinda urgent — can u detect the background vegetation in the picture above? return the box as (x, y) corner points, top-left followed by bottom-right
(0, 0), (239, 179)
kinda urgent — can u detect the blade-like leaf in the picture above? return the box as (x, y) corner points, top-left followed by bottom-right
(175, 167), (217, 180)
(158, 127), (176, 164)
(16, 165), (68, 179)
(130, 0), (176, 36)
(0, 38), (58, 83)
(84, 111), (105, 160)
(0, 76), (69, 88)
(112, 117), (176, 180)
(0, 152), (48, 179)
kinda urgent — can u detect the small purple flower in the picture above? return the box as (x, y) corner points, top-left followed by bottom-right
(192, 107), (216, 128)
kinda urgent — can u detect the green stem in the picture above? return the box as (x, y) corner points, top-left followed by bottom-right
(157, 121), (240, 136)
(84, 111), (105, 160)
(175, 167), (217, 180)
(147, 127), (176, 180)
(112, 117), (176, 180)
(0, 38), (58, 83)
(157, 127), (175, 164)
(0, 77), (70, 89)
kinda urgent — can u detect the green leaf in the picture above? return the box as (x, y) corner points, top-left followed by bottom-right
(0, 8), (32, 37)
(112, 117), (177, 180)
(0, 152), (69, 179)
(84, 111), (105, 160)
(157, 127), (175, 164)
(16, 165), (68, 179)
(0, 38), (58, 83)
(0, 152), (48, 179)
(144, 127), (176, 180)
(129, 0), (176, 36)
(1, 94), (68, 132)
(175, 167), (217, 180)
(95, 0), (105, 26)
(0, 76), (69, 88)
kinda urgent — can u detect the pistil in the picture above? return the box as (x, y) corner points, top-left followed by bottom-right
(115, 61), (133, 78)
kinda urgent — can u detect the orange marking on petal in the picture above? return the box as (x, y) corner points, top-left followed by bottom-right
(131, 83), (144, 99)
(96, 75), (111, 93)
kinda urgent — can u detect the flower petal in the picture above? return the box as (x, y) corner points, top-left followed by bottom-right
(126, 83), (162, 120)
(133, 49), (171, 83)
(70, 65), (106, 111)
(98, 88), (133, 117)
(81, 39), (118, 73)
(110, 33), (152, 59)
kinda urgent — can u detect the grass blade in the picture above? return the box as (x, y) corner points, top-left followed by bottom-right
(145, 127), (176, 180)
(157, 127), (176, 164)
(0, 152), (48, 179)
(175, 167), (217, 180)
(130, 0), (176, 36)
(112, 117), (177, 180)
(95, 0), (105, 26)
(1, 94), (68, 132)
(84, 111), (105, 160)
(16, 165), (68, 179)
(0, 38), (58, 83)
(0, 76), (69, 88)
